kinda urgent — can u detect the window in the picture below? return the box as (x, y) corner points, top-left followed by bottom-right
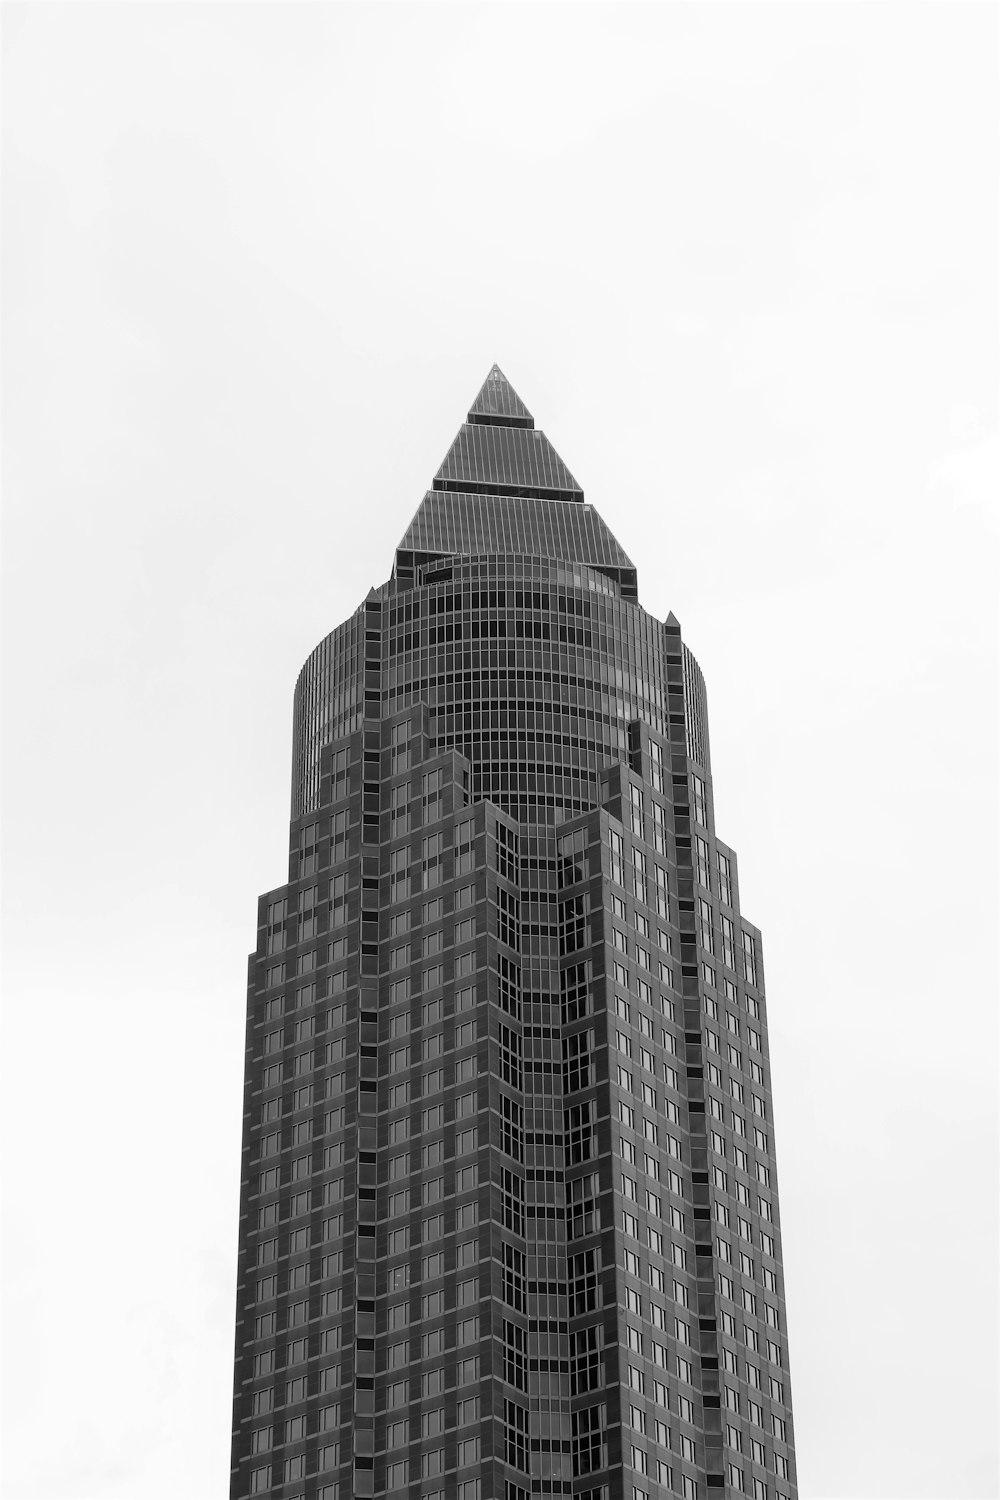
(722, 915), (736, 969)
(457, 1437), (480, 1467)
(653, 864), (670, 923)
(421, 1449), (444, 1479)
(457, 1396), (480, 1427)
(389, 847), (409, 901)
(266, 899), (287, 955)
(629, 782), (644, 836)
(421, 1406), (445, 1437)
(742, 930), (757, 984)
(608, 828), (624, 885)
(632, 846), (647, 901)
(454, 818), (476, 874)
(648, 738), (663, 791)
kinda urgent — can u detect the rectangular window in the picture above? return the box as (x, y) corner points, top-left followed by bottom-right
(654, 864), (669, 921)
(722, 915), (736, 970)
(650, 798), (666, 853)
(632, 846), (647, 902)
(742, 930), (758, 985)
(450, 818), (475, 876)
(608, 828), (624, 886)
(266, 898), (287, 955)
(699, 898), (714, 954)
(390, 847), (410, 901)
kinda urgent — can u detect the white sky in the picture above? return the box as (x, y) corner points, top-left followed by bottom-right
(2, 4), (997, 1498)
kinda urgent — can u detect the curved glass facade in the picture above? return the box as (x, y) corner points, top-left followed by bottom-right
(294, 557), (680, 826)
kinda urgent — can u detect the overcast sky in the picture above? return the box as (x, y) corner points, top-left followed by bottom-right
(2, 4), (997, 1498)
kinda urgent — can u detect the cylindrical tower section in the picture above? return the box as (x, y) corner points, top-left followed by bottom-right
(682, 641), (711, 772)
(291, 557), (680, 827)
(291, 610), (365, 818)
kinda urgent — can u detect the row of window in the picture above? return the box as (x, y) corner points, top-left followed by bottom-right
(381, 1162), (480, 1218)
(631, 1474), (788, 1500)
(622, 1312), (788, 1403)
(706, 1014), (765, 1052)
(384, 1275), (480, 1328)
(385, 660), (667, 719)
(707, 976), (762, 1022)
(383, 1241), (479, 1287)
(383, 1393), (479, 1447)
(614, 1031), (682, 1094)
(385, 1053), (479, 1111)
(263, 939), (347, 992)
(694, 834), (733, 905)
(249, 1400), (340, 1450)
(249, 1462), (480, 1499)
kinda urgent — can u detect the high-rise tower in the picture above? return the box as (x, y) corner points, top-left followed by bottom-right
(230, 367), (797, 1500)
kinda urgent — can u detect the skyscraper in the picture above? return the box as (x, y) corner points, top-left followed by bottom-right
(230, 367), (797, 1500)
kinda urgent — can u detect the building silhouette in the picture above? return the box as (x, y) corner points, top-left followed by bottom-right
(230, 367), (797, 1500)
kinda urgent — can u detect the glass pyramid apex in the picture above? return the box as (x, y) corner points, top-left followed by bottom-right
(468, 363), (534, 428)
(434, 366), (584, 503)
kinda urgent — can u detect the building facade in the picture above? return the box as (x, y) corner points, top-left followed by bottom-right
(230, 368), (797, 1500)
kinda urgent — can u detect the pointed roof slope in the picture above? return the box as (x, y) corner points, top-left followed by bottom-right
(433, 423), (583, 503)
(468, 364), (534, 428)
(394, 491), (637, 598)
(432, 366), (583, 502)
(393, 366), (636, 593)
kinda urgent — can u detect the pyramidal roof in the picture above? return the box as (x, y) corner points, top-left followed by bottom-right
(394, 366), (637, 597)
(468, 363), (534, 428)
(433, 365), (583, 504)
